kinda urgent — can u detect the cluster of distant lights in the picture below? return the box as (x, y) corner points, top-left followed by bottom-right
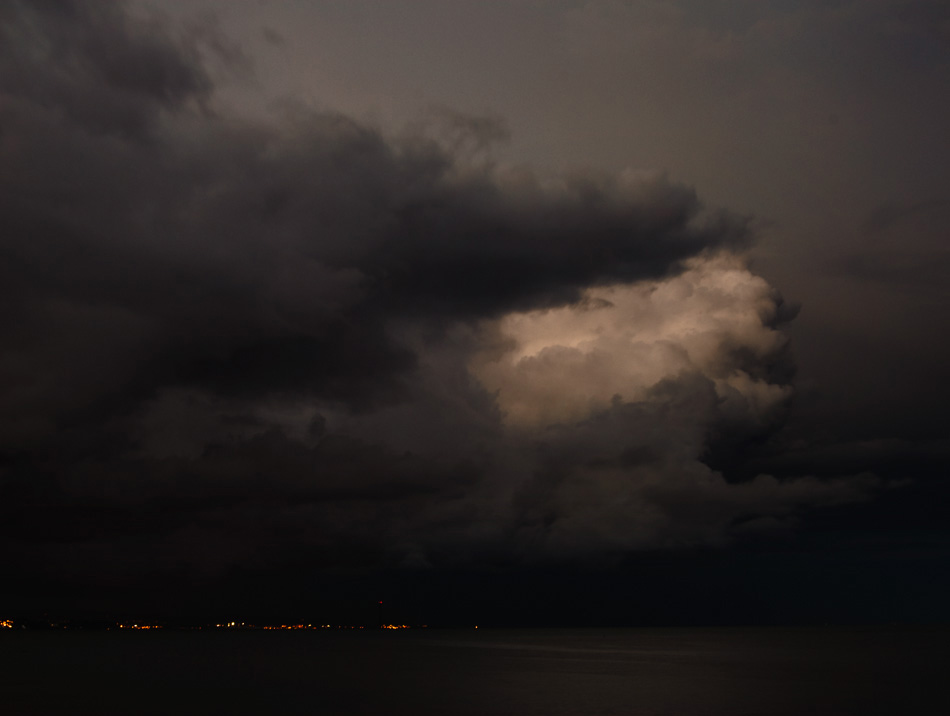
(117, 622), (419, 630)
(2, 619), (425, 630)
(214, 622), (417, 630)
(3, 599), (425, 631)
(113, 622), (419, 630)
(0, 620), (420, 630)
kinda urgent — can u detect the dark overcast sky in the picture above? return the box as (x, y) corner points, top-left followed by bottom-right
(1, 0), (948, 626)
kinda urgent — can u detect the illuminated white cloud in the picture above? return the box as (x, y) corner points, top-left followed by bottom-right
(471, 255), (792, 430)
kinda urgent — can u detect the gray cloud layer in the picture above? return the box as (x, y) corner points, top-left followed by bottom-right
(0, 2), (881, 592)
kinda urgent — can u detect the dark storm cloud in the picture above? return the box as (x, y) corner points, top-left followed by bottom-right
(0, 1), (875, 605)
(0, 0), (213, 138)
(0, 0), (749, 437)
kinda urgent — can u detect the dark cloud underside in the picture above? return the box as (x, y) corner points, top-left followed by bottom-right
(0, 1), (898, 618)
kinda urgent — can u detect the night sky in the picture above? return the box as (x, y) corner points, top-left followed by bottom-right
(1, 0), (948, 627)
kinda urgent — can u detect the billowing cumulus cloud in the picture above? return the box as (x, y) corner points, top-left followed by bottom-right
(472, 255), (796, 429)
(0, 1), (880, 597)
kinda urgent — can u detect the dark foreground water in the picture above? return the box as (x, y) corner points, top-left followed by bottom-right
(2, 626), (947, 715)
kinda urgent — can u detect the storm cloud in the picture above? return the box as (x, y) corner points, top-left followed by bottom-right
(0, 1), (883, 605)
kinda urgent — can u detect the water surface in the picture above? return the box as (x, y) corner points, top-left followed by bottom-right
(2, 626), (946, 715)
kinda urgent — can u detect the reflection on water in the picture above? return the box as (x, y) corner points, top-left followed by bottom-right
(2, 626), (947, 715)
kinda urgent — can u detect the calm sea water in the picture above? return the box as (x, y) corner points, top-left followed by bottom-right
(1, 626), (946, 715)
